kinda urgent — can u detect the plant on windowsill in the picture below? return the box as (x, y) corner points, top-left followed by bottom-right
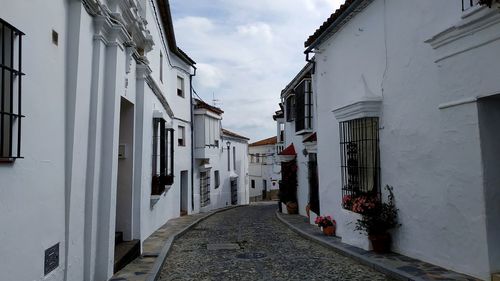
(315, 215), (336, 236)
(354, 185), (400, 253)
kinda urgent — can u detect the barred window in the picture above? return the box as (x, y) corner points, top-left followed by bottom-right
(340, 118), (380, 200)
(200, 171), (211, 207)
(0, 19), (25, 161)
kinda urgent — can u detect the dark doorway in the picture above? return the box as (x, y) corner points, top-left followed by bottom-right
(231, 179), (238, 205)
(308, 153), (320, 215)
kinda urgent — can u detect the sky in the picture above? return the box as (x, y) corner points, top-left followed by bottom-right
(170, 0), (343, 142)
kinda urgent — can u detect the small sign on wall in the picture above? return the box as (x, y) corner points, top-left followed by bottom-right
(44, 243), (59, 275)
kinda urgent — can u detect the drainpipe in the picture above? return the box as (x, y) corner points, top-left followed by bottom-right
(189, 65), (197, 213)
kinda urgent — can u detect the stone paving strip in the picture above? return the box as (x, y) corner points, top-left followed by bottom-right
(276, 212), (480, 281)
(110, 206), (242, 281)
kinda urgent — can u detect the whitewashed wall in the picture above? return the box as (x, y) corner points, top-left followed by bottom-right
(313, 0), (500, 279)
(0, 1), (69, 280)
(249, 144), (280, 199)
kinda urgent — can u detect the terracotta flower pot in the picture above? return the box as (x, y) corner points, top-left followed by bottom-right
(369, 233), (391, 253)
(305, 204), (310, 218)
(322, 225), (336, 236)
(286, 202), (298, 214)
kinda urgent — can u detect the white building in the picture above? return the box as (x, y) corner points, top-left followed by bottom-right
(193, 99), (249, 213)
(0, 0), (196, 280)
(305, 0), (500, 279)
(248, 136), (281, 201)
(278, 63), (320, 218)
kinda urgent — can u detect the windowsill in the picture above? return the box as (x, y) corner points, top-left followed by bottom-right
(295, 128), (312, 135)
(0, 158), (16, 163)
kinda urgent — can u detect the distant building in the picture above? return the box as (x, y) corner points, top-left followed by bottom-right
(193, 99), (249, 212)
(248, 136), (281, 201)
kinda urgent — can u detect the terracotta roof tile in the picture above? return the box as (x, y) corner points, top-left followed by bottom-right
(278, 144), (296, 156)
(194, 98), (224, 115)
(249, 136), (277, 147)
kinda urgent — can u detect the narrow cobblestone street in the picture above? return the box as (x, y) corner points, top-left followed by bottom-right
(158, 203), (389, 281)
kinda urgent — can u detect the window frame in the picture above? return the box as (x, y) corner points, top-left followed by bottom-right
(178, 125), (185, 147)
(339, 117), (380, 205)
(177, 75), (185, 98)
(285, 95), (295, 122)
(0, 18), (25, 162)
(152, 118), (175, 195)
(294, 79), (313, 133)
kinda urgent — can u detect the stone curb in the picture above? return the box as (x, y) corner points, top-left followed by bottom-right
(275, 211), (418, 281)
(146, 205), (247, 281)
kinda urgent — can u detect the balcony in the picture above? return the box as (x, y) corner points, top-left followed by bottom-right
(195, 145), (220, 160)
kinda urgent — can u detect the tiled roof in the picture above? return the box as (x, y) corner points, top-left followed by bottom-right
(194, 98), (224, 115)
(249, 136), (277, 147)
(304, 0), (370, 49)
(222, 128), (250, 141)
(278, 144), (296, 156)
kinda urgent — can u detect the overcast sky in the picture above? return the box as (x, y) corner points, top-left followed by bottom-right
(170, 0), (343, 142)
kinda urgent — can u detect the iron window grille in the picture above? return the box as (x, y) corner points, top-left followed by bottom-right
(285, 95), (295, 122)
(200, 171), (211, 207)
(295, 79), (313, 132)
(340, 117), (380, 201)
(152, 118), (174, 195)
(0, 18), (25, 161)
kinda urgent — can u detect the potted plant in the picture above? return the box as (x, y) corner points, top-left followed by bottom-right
(286, 201), (298, 214)
(315, 215), (336, 236)
(354, 185), (400, 253)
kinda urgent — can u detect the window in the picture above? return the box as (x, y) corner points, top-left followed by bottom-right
(263, 179), (267, 190)
(177, 76), (184, 97)
(233, 146), (236, 170)
(200, 171), (210, 207)
(340, 117), (380, 202)
(152, 118), (174, 195)
(285, 95), (295, 122)
(178, 125), (185, 146)
(160, 51), (163, 83)
(256, 153), (260, 163)
(295, 79), (313, 132)
(0, 19), (25, 161)
(214, 170), (220, 189)
(251, 179), (255, 189)
(279, 123), (285, 142)
(204, 117), (220, 147)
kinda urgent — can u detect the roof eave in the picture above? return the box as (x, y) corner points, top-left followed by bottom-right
(304, 0), (371, 53)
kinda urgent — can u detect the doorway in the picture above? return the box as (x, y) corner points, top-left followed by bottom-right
(114, 97), (139, 273)
(180, 170), (188, 216)
(231, 178), (238, 205)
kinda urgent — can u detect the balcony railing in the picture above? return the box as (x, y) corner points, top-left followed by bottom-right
(276, 143), (284, 154)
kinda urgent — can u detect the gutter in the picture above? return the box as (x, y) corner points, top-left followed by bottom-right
(189, 65), (197, 212)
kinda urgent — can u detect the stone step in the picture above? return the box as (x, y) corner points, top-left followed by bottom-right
(114, 239), (140, 274)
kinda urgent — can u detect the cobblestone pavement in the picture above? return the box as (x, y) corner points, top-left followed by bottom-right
(158, 203), (390, 281)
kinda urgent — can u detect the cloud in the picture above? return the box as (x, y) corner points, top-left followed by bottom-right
(170, 0), (344, 141)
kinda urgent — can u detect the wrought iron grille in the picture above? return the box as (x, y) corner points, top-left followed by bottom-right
(200, 171), (211, 207)
(339, 118), (380, 200)
(0, 18), (25, 161)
